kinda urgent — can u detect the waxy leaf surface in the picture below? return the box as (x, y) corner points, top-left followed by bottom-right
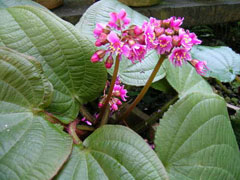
(163, 60), (213, 98)
(0, 0), (45, 8)
(155, 93), (240, 180)
(0, 6), (107, 123)
(56, 125), (169, 180)
(0, 47), (73, 180)
(191, 45), (240, 82)
(76, 0), (165, 86)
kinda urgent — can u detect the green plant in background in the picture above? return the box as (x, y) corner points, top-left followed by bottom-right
(0, 0), (240, 180)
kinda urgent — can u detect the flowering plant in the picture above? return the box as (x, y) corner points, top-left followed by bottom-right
(90, 9), (208, 123)
(0, 0), (239, 180)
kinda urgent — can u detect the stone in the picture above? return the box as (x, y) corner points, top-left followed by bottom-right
(52, 0), (240, 26)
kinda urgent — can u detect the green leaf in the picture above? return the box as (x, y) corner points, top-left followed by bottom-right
(0, 47), (73, 180)
(0, 0), (45, 8)
(0, 47), (53, 110)
(0, 6), (107, 123)
(56, 125), (169, 180)
(163, 60), (213, 98)
(151, 78), (174, 93)
(155, 93), (240, 180)
(76, 0), (165, 86)
(191, 45), (240, 82)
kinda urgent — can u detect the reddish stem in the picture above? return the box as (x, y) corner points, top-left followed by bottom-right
(98, 55), (120, 124)
(67, 119), (81, 144)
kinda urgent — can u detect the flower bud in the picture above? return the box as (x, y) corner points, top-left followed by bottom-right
(91, 50), (106, 63)
(173, 27), (180, 34)
(190, 59), (199, 66)
(96, 50), (106, 58)
(136, 34), (146, 45)
(91, 54), (99, 63)
(95, 33), (108, 47)
(117, 99), (122, 105)
(163, 19), (171, 28)
(190, 59), (209, 76)
(165, 28), (174, 36)
(111, 103), (118, 111)
(154, 27), (165, 37)
(105, 55), (114, 69)
(134, 25), (143, 36)
(98, 102), (103, 109)
(172, 35), (180, 47)
(103, 25), (111, 34)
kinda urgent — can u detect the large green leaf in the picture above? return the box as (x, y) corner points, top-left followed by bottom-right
(163, 60), (213, 98)
(151, 78), (174, 93)
(0, 47), (73, 180)
(0, 6), (107, 123)
(155, 93), (240, 180)
(191, 45), (240, 82)
(0, 0), (45, 8)
(76, 0), (165, 86)
(56, 125), (169, 180)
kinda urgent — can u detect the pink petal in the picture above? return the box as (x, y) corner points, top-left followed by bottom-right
(122, 44), (130, 57)
(118, 9), (127, 19)
(123, 17), (130, 26)
(109, 12), (117, 23)
(107, 31), (119, 44)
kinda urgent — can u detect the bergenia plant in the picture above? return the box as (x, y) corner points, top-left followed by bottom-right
(91, 9), (208, 124)
(1, 1), (239, 179)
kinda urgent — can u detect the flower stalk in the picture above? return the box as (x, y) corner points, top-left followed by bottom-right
(98, 55), (120, 123)
(100, 104), (110, 127)
(121, 55), (166, 121)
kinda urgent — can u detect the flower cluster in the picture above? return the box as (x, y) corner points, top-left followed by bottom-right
(91, 9), (148, 67)
(142, 17), (202, 67)
(91, 9), (208, 75)
(98, 77), (128, 112)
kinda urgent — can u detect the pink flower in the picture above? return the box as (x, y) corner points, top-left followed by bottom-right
(108, 9), (130, 30)
(169, 48), (191, 66)
(149, 17), (161, 28)
(98, 77), (128, 113)
(170, 17), (184, 29)
(94, 23), (107, 38)
(154, 27), (165, 37)
(107, 31), (130, 57)
(128, 43), (147, 63)
(134, 25), (143, 36)
(165, 28), (174, 36)
(191, 59), (209, 75)
(144, 23), (157, 49)
(162, 18), (172, 28)
(95, 33), (108, 47)
(156, 34), (172, 55)
(172, 35), (181, 47)
(111, 103), (118, 111)
(113, 84), (128, 101)
(179, 29), (202, 50)
(115, 76), (121, 85)
(110, 97), (124, 111)
(187, 30), (202, 45)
